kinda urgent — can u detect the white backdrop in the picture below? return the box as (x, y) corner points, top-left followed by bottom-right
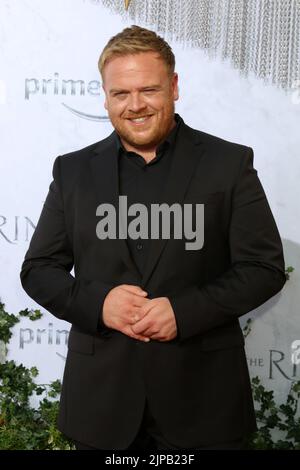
(0, 0), (299, 406)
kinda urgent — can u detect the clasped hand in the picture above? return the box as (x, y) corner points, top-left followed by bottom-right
(102, 284), (177, 342)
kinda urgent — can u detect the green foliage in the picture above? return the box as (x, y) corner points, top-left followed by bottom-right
(0, 301), (74, 450)
(249, 377), (300, 449)
(0, 302), (43, 350)
(0, 302), (19, 345)
(243, 266), (300, 449)
(242, 318), (253, 338)
(285, 266), (294, 281)
(0, 361), (74, 450)
(19, 308), (43, 321)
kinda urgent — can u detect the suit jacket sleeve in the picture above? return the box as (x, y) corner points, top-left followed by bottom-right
(20, 156), (114, 335)
(168, 147), (286, 342)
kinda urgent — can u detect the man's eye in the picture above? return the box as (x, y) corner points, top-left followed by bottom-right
(114, 92), (127, 97)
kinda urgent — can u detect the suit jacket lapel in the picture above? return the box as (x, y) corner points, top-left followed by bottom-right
(141, 123), (204, 287)
(90, 122), (205, 287)
(91, 132), (141, 278)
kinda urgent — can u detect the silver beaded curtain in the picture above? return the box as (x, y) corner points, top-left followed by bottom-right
(98, 0), (300, 91)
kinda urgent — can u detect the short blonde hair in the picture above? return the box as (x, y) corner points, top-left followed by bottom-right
(99, 25), (175, 78)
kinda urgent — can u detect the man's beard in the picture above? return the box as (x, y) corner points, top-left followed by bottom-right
(110, 104), (175, 151)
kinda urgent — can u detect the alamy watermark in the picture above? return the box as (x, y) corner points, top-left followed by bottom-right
(96, 196), (204, 250)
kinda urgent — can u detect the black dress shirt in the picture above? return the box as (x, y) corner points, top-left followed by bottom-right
(115, 114), (181, 276)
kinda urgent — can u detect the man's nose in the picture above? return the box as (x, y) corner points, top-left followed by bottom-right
(128, 93), (146, 113)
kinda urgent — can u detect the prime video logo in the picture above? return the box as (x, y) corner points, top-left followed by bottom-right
(24, 72), (109, 121)
(96, 196), (205, 251)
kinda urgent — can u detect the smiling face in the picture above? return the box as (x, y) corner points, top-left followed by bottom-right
(102, 51), (179, 153)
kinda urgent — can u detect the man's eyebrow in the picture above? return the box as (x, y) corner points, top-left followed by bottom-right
(109, 88), (128, 94)
(140, 85), (161, 89)
(109, 85), (162, 94)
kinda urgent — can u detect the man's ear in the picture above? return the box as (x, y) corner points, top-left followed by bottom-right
(172, 73), (179, 101)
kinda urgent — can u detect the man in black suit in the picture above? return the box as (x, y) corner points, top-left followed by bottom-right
(20, 25), (285, 450)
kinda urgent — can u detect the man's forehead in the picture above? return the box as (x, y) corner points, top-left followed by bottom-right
(103, 55), (169, 88)
(103, 52), (167, 74)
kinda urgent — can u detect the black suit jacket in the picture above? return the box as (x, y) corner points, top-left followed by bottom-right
(20, 118), (286, 449)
